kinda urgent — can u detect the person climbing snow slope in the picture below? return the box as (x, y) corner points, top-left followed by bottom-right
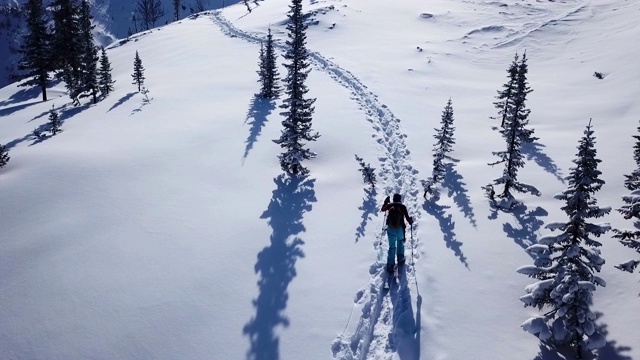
(381, 193), (413, 273)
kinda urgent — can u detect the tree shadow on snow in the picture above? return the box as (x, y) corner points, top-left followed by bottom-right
(107, 92), (136, 113)
(502, 202), (548, 254)
(5, 102), (90, 150)
(243, 174), (317, 360)
(0, 86), (42, 107)
(0, 100), (41, 118)
(423, 191), (469, 269)
(393, 266), (421, 360)
(243, 95), (276, 162)
(442, 163), (477, 228)
(532, 313), (633, 360)
(522, 141), (564, 184)
(355, 187), (378, 243)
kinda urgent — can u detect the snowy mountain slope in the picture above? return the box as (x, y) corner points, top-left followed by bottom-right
(0, 0), (245, 88)
(1, 0), (640, 359)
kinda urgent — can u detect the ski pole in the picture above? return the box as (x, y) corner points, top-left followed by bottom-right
(411, 223), (415, 266)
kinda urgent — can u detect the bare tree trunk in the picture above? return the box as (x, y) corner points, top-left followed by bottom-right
(136, 0), (165, 30)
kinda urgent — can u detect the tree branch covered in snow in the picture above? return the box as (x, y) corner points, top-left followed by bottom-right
(517, 121), (610, 358)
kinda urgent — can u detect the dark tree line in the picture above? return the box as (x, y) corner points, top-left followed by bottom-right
(18, 0), (115, 104)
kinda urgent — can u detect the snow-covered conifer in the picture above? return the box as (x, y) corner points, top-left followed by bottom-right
(424, 98), (456, 197)
(0, 144), (10, 169)
(517, 121), (610, 358)
(494, 53), (519, 128)
(48, 106), (62, 135)
(98, 47), (115, 97)
(273, 0), (319, 176)
(257, 28), (280, 99)
(18, 0), (51, 102)
(131, 51), (145, 92)
(488, 53), (538, 201)
(612, 122), (640, 282)
(623, 121), (640, 191)
(355, 155), (376, 189)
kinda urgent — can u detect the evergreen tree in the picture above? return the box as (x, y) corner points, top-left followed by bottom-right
(131, 51), (145, 91)
(51, 0), (83, 105)
(18, 0), (51, 102)
(623, 121), (640, 191)
(517, 121), (610, 358)
(48, 106), (62, 135)
(494, 53), (519, 128)
(613, 192), (640, 276)
(97, 47), (115, 96)
(0, 143), (10, 170)
(425, 98), (456, 196)
(257, 27), (280, 99)
(172, 0), (180, 21)
(273, 0), (319, 176)
(488, 53), (538, 200)
(355, 155), (376, 189)
(612, 122), (640, 280)
(78, 0), (99, 103)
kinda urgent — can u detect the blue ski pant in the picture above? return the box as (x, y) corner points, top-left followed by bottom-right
(386, 226), (405, 268)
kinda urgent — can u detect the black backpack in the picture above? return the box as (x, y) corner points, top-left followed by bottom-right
(387, 204), (403, 229)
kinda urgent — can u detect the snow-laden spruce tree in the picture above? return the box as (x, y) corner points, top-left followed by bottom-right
(423, 98), (456, 198)
(623, 121), (640, 191)
(98, 47), (115, 97)
(0, 144), (10, 169)
(131, 51), (145, 92)
(488, 52), (538, 203)
(517, 121), (610, 358)
(257, 28), (280, 99)
(612, 121), (640, 278)
(494, 53), (519, 128)
(18, 0), (51, 102)
(273, 0), (319, 176)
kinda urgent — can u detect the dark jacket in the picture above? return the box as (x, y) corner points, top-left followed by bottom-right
(381, 202), (413, 228)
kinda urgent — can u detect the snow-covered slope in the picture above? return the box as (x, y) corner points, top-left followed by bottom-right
(1, 0), (639, 359)
(0, 0), (244, 87)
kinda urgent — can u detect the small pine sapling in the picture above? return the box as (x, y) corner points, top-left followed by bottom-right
(355, 155), (376, 188)
(0, 143), (10, 169)
(48, 106), (62, 135)
(141, 86), (152, 106)
(131, 50), (145, 92)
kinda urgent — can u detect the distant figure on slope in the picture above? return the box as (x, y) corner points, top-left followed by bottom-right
(381, 193), (413, 273)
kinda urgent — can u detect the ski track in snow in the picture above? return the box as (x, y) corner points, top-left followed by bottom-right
(209, 10), (424, 360)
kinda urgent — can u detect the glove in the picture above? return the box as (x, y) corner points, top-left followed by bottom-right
(408, 217), (414, 225)
(384, 196), (390, 205)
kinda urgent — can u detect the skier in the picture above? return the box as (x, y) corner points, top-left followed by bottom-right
(381, 193), (413, 273)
